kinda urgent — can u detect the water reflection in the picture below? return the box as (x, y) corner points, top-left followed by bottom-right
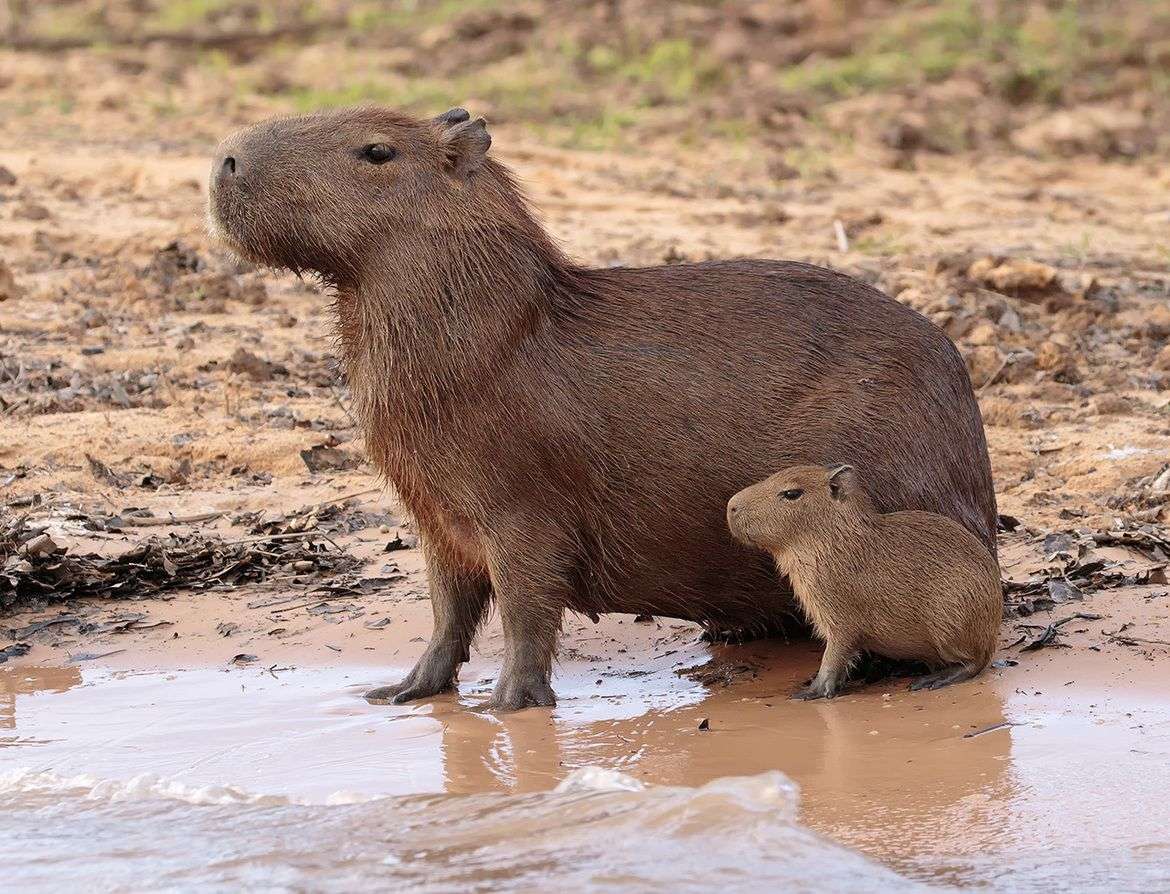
(429, 636), (1013, 875)
(0, 665), (83, 730)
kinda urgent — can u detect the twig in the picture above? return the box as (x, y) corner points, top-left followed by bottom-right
(315, 487), (381, 508)
(979, 357), (1010, 392)
(833, 219), (849, 253)
(221, 530), (344, 551)
(1109, 634), (1170, 648)
(963, 721), (1016, 739)
(329, 384), (359, 428)
(119, 511), (225, 527)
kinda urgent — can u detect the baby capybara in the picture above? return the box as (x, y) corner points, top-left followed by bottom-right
(727, 464), (1001, 699)
(208, 106), (997, 710)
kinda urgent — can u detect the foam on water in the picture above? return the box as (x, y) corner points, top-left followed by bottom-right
(0, 767), (379, 807)
(0, 764), (915, 893)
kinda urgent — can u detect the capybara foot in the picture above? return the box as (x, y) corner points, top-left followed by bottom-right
(792, 679), (840, 700)
(909, 664), (978, 691)
(364, 679), (453, 705)
(365, 649), (460, 705)
(485, 670), (556, 712)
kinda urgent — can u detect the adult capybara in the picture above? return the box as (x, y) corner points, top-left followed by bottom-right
(208, 106), (997, 711)
(727, 464), (1001, 699)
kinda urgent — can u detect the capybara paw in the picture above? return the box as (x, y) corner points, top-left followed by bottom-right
(364, 677), (452, 705)
(909, 667), (970, 691)
(485, 674), (557, 712)
(793, 681), (838, 700)
(364, 683), (409, 705)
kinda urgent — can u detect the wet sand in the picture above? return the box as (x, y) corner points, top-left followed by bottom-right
(3, 576), (1169, 891)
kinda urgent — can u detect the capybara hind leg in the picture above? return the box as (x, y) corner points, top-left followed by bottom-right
(909, 663), (980, 692)
(793, 637), (855, 700)
(366, 543), (491, 705)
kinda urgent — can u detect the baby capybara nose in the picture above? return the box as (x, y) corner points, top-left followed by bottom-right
(726, 495), (744, 526)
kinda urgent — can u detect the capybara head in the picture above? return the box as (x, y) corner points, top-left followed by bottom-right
(208, 106), (511, 281)
(726, 464), (869, 551)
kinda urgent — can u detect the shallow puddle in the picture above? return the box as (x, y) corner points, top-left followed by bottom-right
(2, 619), (1168, 891)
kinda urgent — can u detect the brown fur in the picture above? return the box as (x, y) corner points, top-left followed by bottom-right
(207, 105), (997, 710)
(727, 465), (1001, 698)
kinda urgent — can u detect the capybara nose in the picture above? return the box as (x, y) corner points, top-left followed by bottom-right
(220, 155), (237, 177)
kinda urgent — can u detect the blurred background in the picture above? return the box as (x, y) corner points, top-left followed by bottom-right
(2, 0), (1168, 157)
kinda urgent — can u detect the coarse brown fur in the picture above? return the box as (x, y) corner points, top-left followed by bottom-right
(207, 105), (997, 711)
(727, 464), (1002, 698)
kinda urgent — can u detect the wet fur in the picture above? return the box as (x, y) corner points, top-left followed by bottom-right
(728, 465), (1001, 698)
(208, 106), (998, 710)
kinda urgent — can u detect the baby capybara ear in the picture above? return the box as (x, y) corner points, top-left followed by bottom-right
(438, 116), (492, 181)
(827, 464), (858, 501)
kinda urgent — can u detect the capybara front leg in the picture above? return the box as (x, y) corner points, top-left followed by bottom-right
(793, 636), (855, 700)
(484, 552), (563, 711)
(366, 539), (491, 706)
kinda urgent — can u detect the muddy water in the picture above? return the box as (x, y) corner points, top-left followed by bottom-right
(2, 614), (1169, 892)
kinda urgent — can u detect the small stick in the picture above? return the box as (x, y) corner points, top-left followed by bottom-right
(1109, 634), (1170, 648)
(119, 511), (225, 527)
(221, 530), (344, 551)
(963, 720), (1016, 739)
(329, 384), (359, 428)
(833, 219), (849, 253)
(979, 357), (1010, 392)
(315, 487), (381, 508)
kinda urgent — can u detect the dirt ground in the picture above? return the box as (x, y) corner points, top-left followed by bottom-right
(1, 3), (1169, 888)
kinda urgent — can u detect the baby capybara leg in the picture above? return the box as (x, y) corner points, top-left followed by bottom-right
(366, 544), (491, 705)
(909, 663), (982, 692)
(793, 637), (856, 700)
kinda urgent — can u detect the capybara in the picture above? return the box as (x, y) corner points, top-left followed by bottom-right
(727, 464), (1001, 698)
(208, 106), (997, 710)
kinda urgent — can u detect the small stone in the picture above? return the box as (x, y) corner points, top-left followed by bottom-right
(969, 257), (1059, 297)
(966, 320), (999, 347)
(0, 260), (21, 301)
(1033, 340), (1080, 383)
(1092, 395), (1133, 416)
(13, 202), (51, 221)
(963, 345), (1005, 388)
(80, 308), (107, 329)
(1154, 344), (1170, 371)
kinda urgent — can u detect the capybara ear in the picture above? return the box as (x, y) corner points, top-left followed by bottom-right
(434, 107), (471, 126)
(827, 464), (857, 501)
(439, 117), (492, 181)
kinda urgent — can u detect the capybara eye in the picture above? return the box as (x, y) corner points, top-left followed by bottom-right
(781, 489), (804, 500)
(361, 144), (397, 164)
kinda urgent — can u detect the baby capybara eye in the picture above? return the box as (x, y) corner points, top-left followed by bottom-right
(781, 489), (804, 500)
(361, 144), (397, 164)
